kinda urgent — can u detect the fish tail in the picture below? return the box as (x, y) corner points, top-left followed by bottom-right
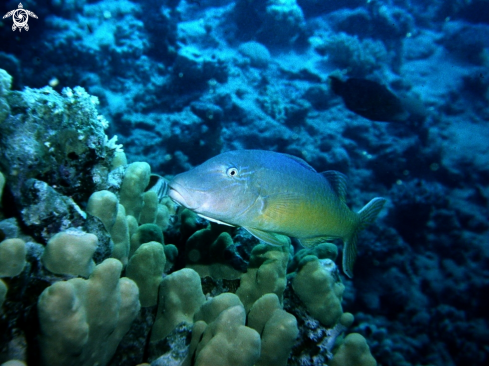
(343, 197), (387, 278)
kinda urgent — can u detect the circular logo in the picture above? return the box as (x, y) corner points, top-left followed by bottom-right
(3, 3), (38, 32)
(12, 9), (29, 30)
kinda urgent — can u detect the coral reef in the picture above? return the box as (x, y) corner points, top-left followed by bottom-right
(0, 0), (488, 364)
(233, 0), (306, 47)
(0, 72), (376, 365)
(313, 32), (390, 77)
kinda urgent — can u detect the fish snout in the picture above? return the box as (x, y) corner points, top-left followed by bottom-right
(168, 181), (196, 210)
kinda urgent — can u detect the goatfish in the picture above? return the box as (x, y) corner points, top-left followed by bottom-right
(168, 150), (386, 277)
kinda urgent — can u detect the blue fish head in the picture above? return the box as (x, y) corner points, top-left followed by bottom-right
(168, 152), (258, 224)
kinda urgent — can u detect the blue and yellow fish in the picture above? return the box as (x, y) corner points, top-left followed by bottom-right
(169, 150), (386, 277)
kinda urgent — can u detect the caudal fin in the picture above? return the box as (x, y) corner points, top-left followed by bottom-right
(343, 197), (387, 278)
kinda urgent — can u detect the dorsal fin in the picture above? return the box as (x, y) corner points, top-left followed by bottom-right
(320, 171), (348, 202)
(282, 154), (317, 172)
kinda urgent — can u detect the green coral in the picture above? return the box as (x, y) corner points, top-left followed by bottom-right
(87, 190), (131, 265)
(184, 304), (261, 366)
(248, 294), (298, 366)
(139, 192), (173, 231)
(110, 150), (128, 171)
(126, 241), (166, 307)
(185, 223), (242, 280)
(194, 293), (243, 323)
(119, 162), (151, 220)
(292, 257), (345, 328)
(139, 191), (159, 224)
(1, 361), (26, 366)
(0, 238), (26, 277)
(0, 171), (4, 220)
(179, 208), (201, 239)
(86, 190), (119, 232)
(330, 333), (377, 366)
(0, 171), (4, 198)
(155, 197), (173, 231)
(151, 268), (206, 342)
(236, 243), (290, 312)
(109, 203), (131, 265)
(37, 259), (140, 366)
(288, 242), (338, 272)
(41, 230), (98, 277)
(130, 223), (164, 257)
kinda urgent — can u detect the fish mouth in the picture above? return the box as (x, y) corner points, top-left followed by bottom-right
(168, 182), (197, 210)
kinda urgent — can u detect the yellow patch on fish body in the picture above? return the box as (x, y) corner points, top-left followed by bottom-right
(169, 150), (386, 277)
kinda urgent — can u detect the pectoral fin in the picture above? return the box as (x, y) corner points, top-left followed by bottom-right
(298, 236), (337, 248)
(198, 214), (235, 227)
(245, 227), (291, 246)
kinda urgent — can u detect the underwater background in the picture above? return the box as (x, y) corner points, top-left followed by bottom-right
(0, 0), (488, 365)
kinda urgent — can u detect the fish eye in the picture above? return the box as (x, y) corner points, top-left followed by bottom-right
(226, 167), (239, 177)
